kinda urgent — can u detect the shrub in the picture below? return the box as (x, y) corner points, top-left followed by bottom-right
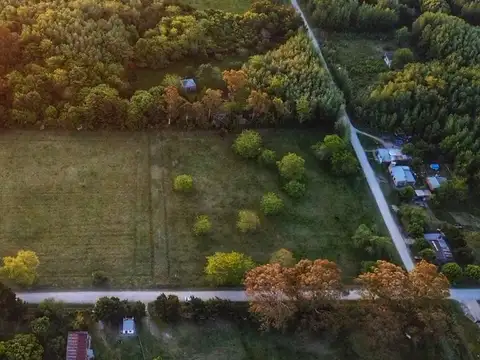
(277, 153), (305, 180)
(360, 260), (377, 273)
(92, 271), (109, 287)
(152, 294), (181, 323)
(283, 180), (306, 198)
(237, 210), (260, 233)
(418, 248), (436, 262)
(204, 252), (255, 285)
(413, 238), (430, 253)
(465, 265), (480, 281)
(259, 149), (277, 166)
(441, 262), (462, 283)
(260, 192), (284, 215)
(232, 130), (262, 159)
(395, 26), (410, 47)
(392, 48), (414, 69)
(173, 174), (193, 192)
(269, 248), (296, 267)
(398, 186), (415, 202)
(193, 215), (212, 236)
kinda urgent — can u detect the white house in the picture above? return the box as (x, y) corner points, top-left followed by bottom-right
(120, 318), (136, 336)
(375, 148), (410, 164)
(383, 52), (394, 68)
(389, 164), (416, 187)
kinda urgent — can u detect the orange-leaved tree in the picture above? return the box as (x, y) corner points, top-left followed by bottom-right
(244, 259), (343, 330)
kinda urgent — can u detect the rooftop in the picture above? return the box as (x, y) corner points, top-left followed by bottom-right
(66, 332), (89, 360)
(376, 148), (409, 163)
(426, 176), (447, 190)
(390, 165), (415, 184)
(122, 317), (135, 332)
(424, 232), (453, 263)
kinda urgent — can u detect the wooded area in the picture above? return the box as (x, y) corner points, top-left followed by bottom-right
(357, 11), (480, 195)
(0, 0), (346, 130)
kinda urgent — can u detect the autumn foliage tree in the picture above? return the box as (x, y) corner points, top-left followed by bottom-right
(244, 259), (343, 330)
(0, 250), (40, 287)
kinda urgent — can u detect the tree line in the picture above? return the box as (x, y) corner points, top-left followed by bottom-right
(0, 0), (349, 130)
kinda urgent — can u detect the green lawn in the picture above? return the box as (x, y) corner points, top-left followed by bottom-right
(150, 130), (382, 286)
(0, 132), (152, 289)
(180, 0), (251, 12)
(322, 32), (397, 96)
(0, 130), (382, 288)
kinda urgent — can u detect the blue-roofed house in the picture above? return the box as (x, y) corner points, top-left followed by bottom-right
(181, 78), (197, 92)
(120, 317), (136, 336)
(389, 164), (416, 187)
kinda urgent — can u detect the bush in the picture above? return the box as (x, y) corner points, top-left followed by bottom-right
(193, 215), (212, 236)
(441, 262), (462, 283)
(232, 130), (262, 159)
(260, 192), (284, 215)
(418, 248), (436, 262)
(395, 26), (411, 47)
(152, 294), (181, 323)
(277, 153), (305, 180)
(360, 260), (377, 273)
(204, 252), (255, 285)
(465, 265), (480, 281)
(92, 271), (109, 287)
(413, 238), (430, 253)
(398, 186), (415, 202)
(269, 248), (296, 267)
(283, 180), (306, 198)
(237, 210), (260, 233)
(392, 48), (414, 69)
(259, 149), (277, 166)
(173, 174), (193, 192)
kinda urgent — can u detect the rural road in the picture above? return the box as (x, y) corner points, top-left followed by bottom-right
(16, 288), (480, 304)
(290, 0), (415, 271)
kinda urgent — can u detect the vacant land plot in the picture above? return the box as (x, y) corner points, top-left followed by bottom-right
(151, 130), (381, 286)
(181, 0), (251, 12)
(323, 32), (396, 95)
(93, 319), (339, 360)
(0, 132), (152, 288)
(0, 130), (381, 288)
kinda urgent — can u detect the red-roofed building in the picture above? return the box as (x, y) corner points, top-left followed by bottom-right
(66, 331), (94, 360)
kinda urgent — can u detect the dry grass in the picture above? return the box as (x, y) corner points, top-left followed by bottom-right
(0, 131), (152, 288)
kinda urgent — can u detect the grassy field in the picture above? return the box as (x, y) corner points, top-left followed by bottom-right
(0, 132), (152, 288)
(93, 319), (339, 360)
(180, 0), (251, 12)
(151, 130), (381, 285)
(322, 32), (396, 96)
(0, 130), (381, 288)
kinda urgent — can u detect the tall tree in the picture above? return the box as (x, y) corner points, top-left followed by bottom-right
(0, 250), (39, 287)
(201, 89), (223, 123)
(222, 69), (248, 100)
(163, 86), (185, 126)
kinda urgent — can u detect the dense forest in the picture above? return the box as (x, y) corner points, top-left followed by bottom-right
(301, 0), (479, 31)
(358, 12), (480, 194)
(0, 0), (345, 130)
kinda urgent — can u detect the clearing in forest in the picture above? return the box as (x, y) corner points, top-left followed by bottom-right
(181, 0), (252, 13)
(0, 130), (381, 288)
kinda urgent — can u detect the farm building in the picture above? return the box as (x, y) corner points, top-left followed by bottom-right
(389, 164), (416, 187)
(66, 331), (94, 360)
(423, 232), (453, 263)
(120, 317), (136, 336)
(375, 148), (410, 164)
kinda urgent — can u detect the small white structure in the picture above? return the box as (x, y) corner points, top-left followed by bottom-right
(389, 164), (416, 187)
(375, 148), (409, 164)
(120, 317), (136, 336)
(414, 189), (432, 200)
(383, 52), (394, 68)
(181, 78), (197, 92)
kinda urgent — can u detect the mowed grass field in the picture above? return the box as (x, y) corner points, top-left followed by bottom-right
(0, 132), (152, 288)
(0, 130), (380, 288)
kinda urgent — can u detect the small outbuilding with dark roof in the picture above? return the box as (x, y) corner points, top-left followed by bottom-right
(181, 78), (197, 92)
